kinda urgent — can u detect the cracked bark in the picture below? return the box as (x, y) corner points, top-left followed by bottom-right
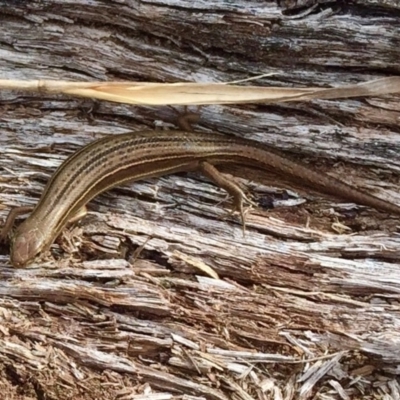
(0, 1), (400, 399)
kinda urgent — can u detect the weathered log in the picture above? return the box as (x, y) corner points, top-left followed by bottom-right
(0, 1), (400, 399)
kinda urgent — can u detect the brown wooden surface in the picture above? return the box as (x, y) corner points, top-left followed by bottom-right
(1, 1), (400, 399)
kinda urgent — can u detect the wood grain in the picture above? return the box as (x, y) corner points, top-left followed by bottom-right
(0, 1), (400, 399)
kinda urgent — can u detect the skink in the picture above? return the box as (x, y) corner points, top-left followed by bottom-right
(2, 129), (400, 267)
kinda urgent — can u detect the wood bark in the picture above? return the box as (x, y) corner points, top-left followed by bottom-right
(0, 1), (400, 399)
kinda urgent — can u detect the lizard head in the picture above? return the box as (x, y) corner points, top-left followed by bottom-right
(10, 225), (47, 268)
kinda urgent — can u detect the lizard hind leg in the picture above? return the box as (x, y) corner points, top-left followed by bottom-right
(199, 161), (257, 235)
